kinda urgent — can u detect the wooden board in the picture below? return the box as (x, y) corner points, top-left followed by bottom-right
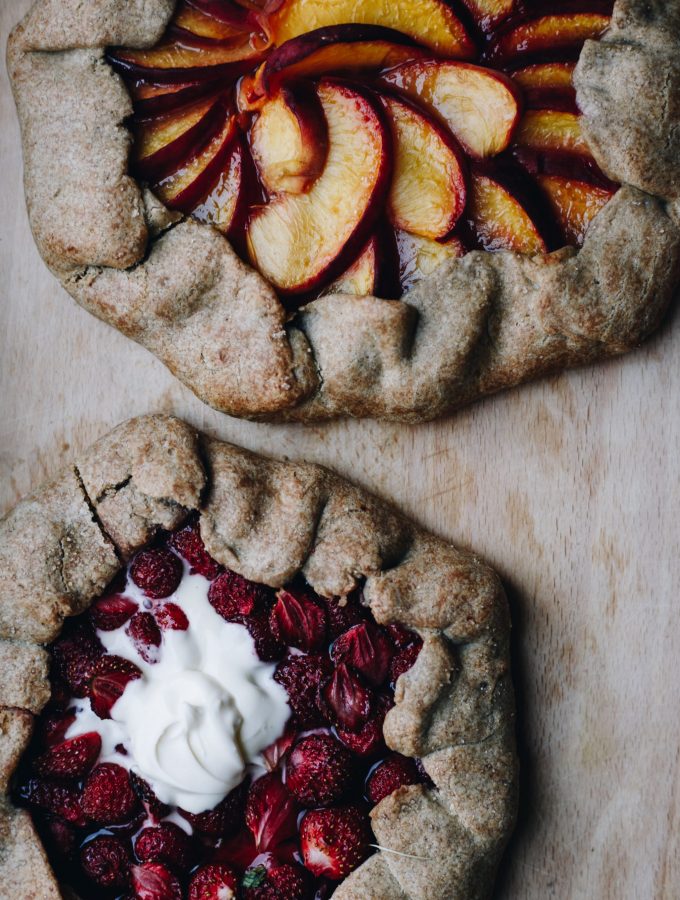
(1, 2), (679, 895)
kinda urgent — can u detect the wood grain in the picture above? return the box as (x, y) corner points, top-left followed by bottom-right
(1, 2), (679, 896)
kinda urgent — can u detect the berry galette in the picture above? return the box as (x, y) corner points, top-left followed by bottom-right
(8, 1), (680, 421)
(0, 416), (516, 899)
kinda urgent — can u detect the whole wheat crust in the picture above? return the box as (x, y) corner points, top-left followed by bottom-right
(7, 0), (680, 422)
(0, 415), (517, 899)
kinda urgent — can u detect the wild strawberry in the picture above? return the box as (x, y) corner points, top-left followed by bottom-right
(135, 822), (195, 872)
(89, 593), (137, 631)
(336, 694), (391, 758)
(242, 861), (308, 899)
(81, 763), (139, 824)
(169, 519), (222, 580)
(80, 834), (130, 889)
(242, 613), (285, 662)
(130, 772), (170, 823)
(130, 548), (183, 599)
(88, 655), (142, 719)
(274, 654), (331, 728)
(320, 663), (373, 732)
(286, 734), (354, 807)
(390, 640), (423, 684)
(126, 611), (162, 663)
(52, 623), (104, 697)
(208, 569), (271, 620)
(155, 602), (189, 631)
(245, 773), (298, 852)
(366, 754), (424, 805)
(35, 731), (101, 779)
(131, 862), (182, 900)
(323, 592), (366, 640)
(21, 777), (86, 825)
(188, 864), (239, 900)
(269, 588), (327, 651)
(299, 804), (372, 880)
(179, 780), (247, 837)
(261, 724), (297, 772)
(40, 709), (76, 747)
(331, 622), (394, 686)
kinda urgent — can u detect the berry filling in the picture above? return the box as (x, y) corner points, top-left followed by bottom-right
(15, 518), (425, 898)
(107, 0), (617, 307)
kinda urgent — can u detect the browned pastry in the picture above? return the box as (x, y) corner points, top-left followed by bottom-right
(0, 415), (517, 899)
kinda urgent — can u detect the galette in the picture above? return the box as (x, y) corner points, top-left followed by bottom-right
(8, 0), (680, 421)
(0, 415), (516, 899)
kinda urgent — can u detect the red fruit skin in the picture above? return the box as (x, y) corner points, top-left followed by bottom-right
(243, 861), (309, 899)
(130, 547), (183, 599)
(188, 863), (239, 900)
(52, 624), (104, 697)
(126, 611), (162, 663)
(88, 655), (142, 719)
(286, 734), (354, 807)
(274, 654), (331, 729)
(34, 731), (101, 779)
(245, 773), (299, 852)
(212, 828), (259, 870)
(169, 519), (222, 580)
(80, 834), (131, 889)
(40, 709), (76, 747)
(81, 763), (140, 825)
(336, 693), (391, 758)
(269, 588), (328, 651)
(320, 663), (374, 732)
(366, 753), (423, 805)
(135, 822), (195, 872)
(323, 593), (366, 640)
(130, 772), (170, 823)
(208, 569), (271, 620)
(390, 639), (422, 684)
(179, 779), (247, 837)
(331, 622), (394, 686)
(155, 602), (189, 631)
(42, 815), (77, 859)
(385, 623), (417, 649)
(89, 593), (138, 631)
(241, 612), (286, 662)
(261, 722), (297, 772)
(22, 777), (87, 825)
(131, 862), (182, 900)
(299, 804), (373, 881)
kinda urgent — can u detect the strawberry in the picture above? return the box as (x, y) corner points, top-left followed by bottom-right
(269, 588), (327, 651)
(126, 611), (162, 663)
(89, 593), (137, 631)
(320, 663), (373, 732)
(130, 772), (170, 823)
(81, 762), (140, 824)
(331, 622), (394, 686)
(169, 519), (222, 580)
(35, 731), (101, 779)
(208, 569), (271, 620)
(242, 861), (308, 899)
(155, 602), (189, 631)
(40, 709), (76, 747)
(52, 623), (104, 697)
(299, 805), (372, 880)
(323, 592), (366, 640)
(261, 723), (297, 772)
(274, 654), (331, 728)
(212, 829), (259, 870)
(385, 623), (417, 649)
(241, 612), (285, 662)
(130, 547), (183, 599)
(42, 816), (77, 859)
(188, 864), (239, 900)
(131, 862), (182, 900)
(390, 640), (422, 684)
(88, 654), (142, 719)
(366, 754), (423, 805)
(286, 734), (354, 807)
(179, 779), (247, 837)
(245, 773), (298, 852)
(336, 693), (391, 758)
(80, 834), (131, 889)
(21, 777), (86, 825)
(135, 822), (195, 872)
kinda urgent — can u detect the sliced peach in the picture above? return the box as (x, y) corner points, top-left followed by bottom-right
(133, 95), (226, 180)
(396, 230), (465, 292)
(382, 94), (466, 240)
(381, 60), (521, 158)
(268, 0), (476, 58)
(466, 168), (547, 254)
(247, 79), (391, 295)
(537, 174), (614, 246)
(325, 228), (399, 298)
(486, 13), (610, 65)
(130, 81), (223, 117)
(192, 138), (249, 237)
(108, 36), (264, 83)
(511, 62), (576, 111)
(154, 115), (238, 211)
(174, 3), (253, 40)
(513, 109), (589, 156)
(461, 0), (516, 31)
(250, 82), (328, 194)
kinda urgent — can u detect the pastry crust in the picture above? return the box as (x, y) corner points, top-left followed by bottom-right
(0, 415), (517, 899)
(7, 0), (680, 422)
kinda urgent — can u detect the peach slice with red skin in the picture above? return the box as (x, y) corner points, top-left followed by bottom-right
(267, 0), (476, 58)
(326, 228), (399, 298)
(486, 12), (611, 65)
(131, 80), (223, 118)
(193, 137), (253, 242)
(250, 82), (328, 194)
(466, 166), (547, 254)
(461, 0), (516, 32)
(381, 60), (522, 158)
(381, 94), (466, 240)
(514, 109), (590, 157)
(511, 62), (577, 112)
(537, 174), (614, 246)
(396, 231), (465, 293)
(174, 2), (255, 40)
(247, 78), (391, 297)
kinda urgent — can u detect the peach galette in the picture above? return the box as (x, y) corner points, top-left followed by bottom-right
(8, 1), (680, 420)
(0, 416), (516, 899)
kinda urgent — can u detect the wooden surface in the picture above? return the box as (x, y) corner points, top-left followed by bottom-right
(2, 2), (680, 896)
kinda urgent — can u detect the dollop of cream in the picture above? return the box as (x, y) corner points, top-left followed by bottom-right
(67, 562), (290, 814)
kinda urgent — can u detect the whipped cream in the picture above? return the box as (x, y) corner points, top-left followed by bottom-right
(67, 560), (290, 814)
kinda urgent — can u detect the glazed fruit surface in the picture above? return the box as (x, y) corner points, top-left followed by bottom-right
(15, 518), (425, 899)
(108, 0), (617, 307)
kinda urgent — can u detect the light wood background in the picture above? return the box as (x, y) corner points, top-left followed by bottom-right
(2, 3), (679, 896)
